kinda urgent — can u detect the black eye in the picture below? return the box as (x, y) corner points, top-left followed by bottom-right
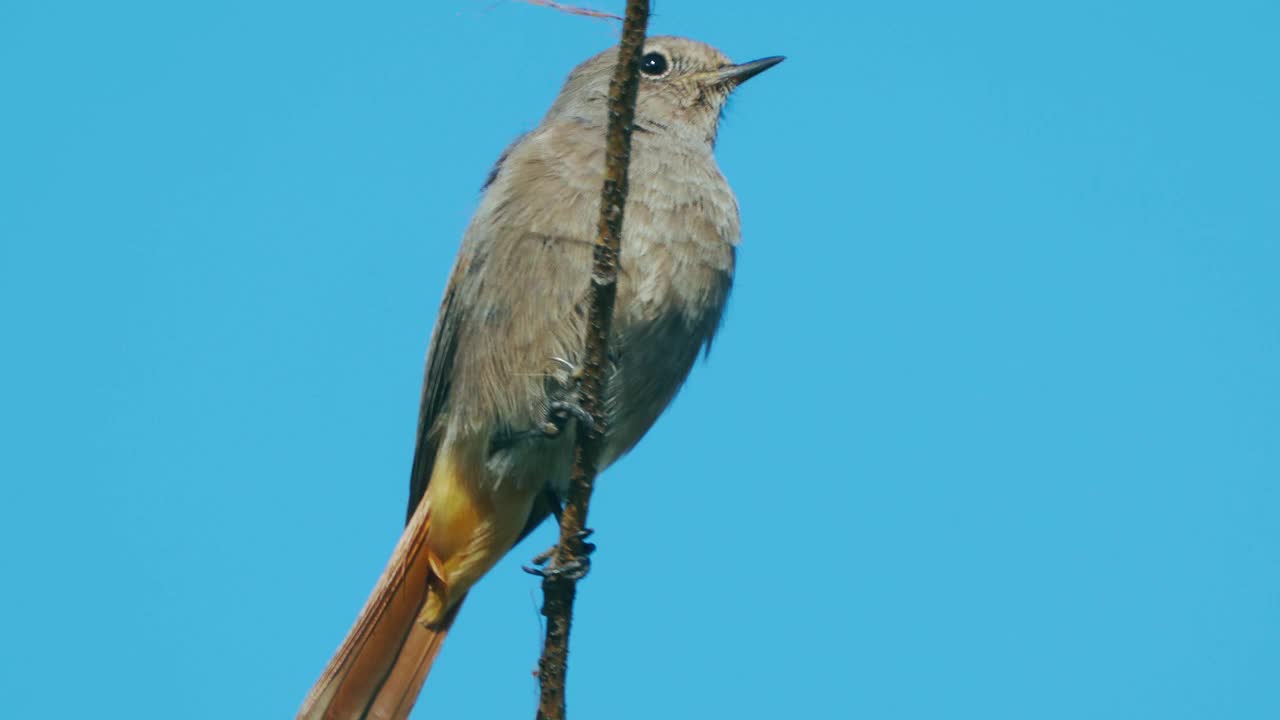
(640, 51), (669, 77)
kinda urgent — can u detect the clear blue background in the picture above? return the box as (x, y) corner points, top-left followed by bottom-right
(2, 1), (1277, 717)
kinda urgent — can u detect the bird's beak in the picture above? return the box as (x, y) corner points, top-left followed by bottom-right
(713, 56), (786, 86)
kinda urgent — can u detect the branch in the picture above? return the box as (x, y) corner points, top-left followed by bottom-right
(533, 2), (649, 719)
(518, 0), (623, 21)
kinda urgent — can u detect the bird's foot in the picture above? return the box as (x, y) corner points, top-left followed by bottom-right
(539, 400), (595, 439)
(491, 357), (595, 451)
(523, 529), (595, 581)
(540, 356), (594, 439)
(487, 399), (594, 455)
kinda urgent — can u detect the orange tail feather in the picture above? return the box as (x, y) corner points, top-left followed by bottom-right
(363, 602), (460, 720)
(297, 498), (454, 720)
(300, 438), (537, 719)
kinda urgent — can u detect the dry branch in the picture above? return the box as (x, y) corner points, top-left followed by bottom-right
(518, 0), (623, 21)
(532, 1), (650, 719)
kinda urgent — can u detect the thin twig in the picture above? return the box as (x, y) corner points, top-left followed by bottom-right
(533, 1), (649, 719)
(518, 0), (623, 21)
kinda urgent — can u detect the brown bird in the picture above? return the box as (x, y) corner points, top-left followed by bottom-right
(299, 36), (782, 719)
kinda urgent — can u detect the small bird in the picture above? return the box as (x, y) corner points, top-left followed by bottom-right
(299, 36), (782, 719)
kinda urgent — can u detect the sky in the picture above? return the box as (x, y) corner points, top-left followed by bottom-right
(1, 1), (1278, 718)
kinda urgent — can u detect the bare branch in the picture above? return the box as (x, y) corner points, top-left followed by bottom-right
(533, 1), (649, 719)
(517, 0), (623, 21)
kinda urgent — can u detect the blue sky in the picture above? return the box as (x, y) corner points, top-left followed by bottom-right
(2, 1), (1278, 718)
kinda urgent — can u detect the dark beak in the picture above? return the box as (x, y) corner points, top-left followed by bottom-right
(714, 56), (786, 86)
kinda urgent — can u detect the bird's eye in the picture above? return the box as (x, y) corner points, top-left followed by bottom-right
(640, 51), (670, 78)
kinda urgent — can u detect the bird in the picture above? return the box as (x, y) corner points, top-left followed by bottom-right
(298, 35), (782, 719)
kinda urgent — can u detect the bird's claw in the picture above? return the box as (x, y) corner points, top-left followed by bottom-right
(541, 400), (595, 439)
(522, 555), (591, 581)
(522, 529), (596, 580)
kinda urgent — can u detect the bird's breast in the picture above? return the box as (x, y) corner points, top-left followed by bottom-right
(596, 144), (739, 465)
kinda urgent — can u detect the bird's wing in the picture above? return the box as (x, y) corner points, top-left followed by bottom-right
(406, 120), (601, 525)
(405, 272), (465, 523)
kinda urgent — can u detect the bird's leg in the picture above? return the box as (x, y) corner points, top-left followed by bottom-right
(539, 400), (595, 438)
(537, 356), (594, 439)
(486, 398), (593, 453)
(488, 357), (600, 456)
(545, 489), (564, 522)
(522, 531), (594, 581)
(524, 489), (595, 580)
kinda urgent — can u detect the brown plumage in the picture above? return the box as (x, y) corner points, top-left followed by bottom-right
(298, 36), (782, 719)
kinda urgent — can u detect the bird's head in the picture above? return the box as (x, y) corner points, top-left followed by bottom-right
(546, 35), (784, 147)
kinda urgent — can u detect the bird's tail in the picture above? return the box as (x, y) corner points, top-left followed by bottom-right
(299, 437), (540, 719)
(297, 496), (459, 720)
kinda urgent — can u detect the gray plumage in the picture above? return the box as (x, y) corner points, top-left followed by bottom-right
(298, 36), (781, 720)
(408, 38), (781, 516)
(409, 38), (778, 520)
